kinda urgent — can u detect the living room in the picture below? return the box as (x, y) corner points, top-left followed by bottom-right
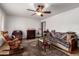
(0, 3), (79, 56)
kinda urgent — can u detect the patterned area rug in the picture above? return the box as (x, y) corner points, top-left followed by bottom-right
(12, 39), (69, 56)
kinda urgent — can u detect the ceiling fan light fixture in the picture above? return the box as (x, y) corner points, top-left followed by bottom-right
(27, 4), (51, 17)
(36, 12), (42, 16)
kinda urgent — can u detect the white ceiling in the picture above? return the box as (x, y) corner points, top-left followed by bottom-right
(0, 3), (79, 20)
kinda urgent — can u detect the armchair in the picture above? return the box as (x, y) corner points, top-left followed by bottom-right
(12, 30), (23, 40)
(1, 31), (23, 55)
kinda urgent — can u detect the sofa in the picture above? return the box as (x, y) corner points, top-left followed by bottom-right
(44, 30), (78, 53)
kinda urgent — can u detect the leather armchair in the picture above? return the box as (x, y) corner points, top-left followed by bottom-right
(12, 30), (23, 40)
(1, 31), (23, 55)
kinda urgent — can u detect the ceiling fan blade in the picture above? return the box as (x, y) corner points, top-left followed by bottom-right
(27, 9), (36, 12)
(43, 11), (51, 14)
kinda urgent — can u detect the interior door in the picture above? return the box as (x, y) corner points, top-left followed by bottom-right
(41, 21), (46, 37)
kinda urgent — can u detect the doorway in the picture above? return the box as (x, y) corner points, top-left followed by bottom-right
(41, 21), (46, 37)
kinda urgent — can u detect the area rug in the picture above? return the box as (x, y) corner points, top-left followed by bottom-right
(12, 39), (69, 56)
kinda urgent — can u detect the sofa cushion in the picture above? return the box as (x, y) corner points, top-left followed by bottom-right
(51, 31), (69, 48)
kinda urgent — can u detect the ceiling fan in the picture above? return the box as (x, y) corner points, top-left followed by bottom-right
(26, 5), (51, 17)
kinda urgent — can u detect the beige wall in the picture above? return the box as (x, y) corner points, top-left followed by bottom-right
(0, 8), (5, 31)
(5, 16), (41, 38)
(41, 7), (79, 35)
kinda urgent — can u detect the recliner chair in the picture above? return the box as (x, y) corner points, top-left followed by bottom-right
(12, 30), (23, 40)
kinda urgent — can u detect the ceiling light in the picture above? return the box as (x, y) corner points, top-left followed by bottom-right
(36, 12), (42, 16)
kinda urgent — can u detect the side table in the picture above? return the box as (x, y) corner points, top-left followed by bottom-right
(37, 39), (50, 52)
